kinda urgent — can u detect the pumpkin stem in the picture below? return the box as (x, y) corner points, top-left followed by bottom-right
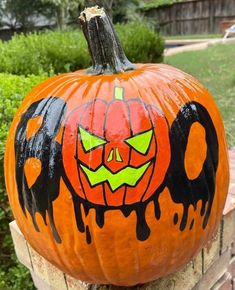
(79, 6), (136, 75)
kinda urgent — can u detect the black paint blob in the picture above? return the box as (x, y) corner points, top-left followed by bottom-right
(173, 213), (179, 225)
(167, 102), (219, 232)
(15, 97), (67, 243)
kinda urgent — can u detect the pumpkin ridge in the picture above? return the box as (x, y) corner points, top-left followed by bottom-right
(140, 104), (160, 203)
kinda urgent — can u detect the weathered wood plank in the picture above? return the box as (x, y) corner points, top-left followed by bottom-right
(144, 0), (235, 35)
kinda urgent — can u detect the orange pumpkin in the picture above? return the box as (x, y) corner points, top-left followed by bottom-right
(4, 6), (229, 286)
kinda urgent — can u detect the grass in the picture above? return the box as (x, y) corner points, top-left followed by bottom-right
(165, 43), (235, 147)
(165, 34), (222, 40)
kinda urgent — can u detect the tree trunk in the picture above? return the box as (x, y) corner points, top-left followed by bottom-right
(56, 5), (66, 30)
(85, 0), (113, 20)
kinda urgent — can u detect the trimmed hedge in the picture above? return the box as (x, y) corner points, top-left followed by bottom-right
(0, 74), (47, 289)
(0, 22), (164, 76)
(140, 0), (183, 11)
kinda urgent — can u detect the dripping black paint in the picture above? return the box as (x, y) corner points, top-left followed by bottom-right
(14, 97), (219, 244)
(14, 97), (67, 243)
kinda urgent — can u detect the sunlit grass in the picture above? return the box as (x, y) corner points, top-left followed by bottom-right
(165, 43), (235, 147)
(165, 34), (222, 40)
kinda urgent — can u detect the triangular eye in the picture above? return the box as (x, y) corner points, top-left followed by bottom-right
(125, 129), (153, 155)
(79, 127), (107, 152)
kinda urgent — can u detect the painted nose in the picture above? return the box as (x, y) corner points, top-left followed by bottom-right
(107, 148), (123, 163)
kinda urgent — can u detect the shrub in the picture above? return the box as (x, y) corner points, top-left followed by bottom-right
(140, 0), (183, 11)
(0, 22), (164, 75)
(0, 73), (47, 289)
(116, 21), (164, 63)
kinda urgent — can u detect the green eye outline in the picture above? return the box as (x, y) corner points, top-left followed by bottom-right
(79, 127), (107, 152)
(125, 129), (153, 155)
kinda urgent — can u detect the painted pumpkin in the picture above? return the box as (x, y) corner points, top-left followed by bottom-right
(4, 6), (229, 286)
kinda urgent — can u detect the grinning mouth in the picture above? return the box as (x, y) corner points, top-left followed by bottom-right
(80, 161), (152, 192)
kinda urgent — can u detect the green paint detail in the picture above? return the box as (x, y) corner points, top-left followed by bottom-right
(115, 148), (123, 162)
(79, 127), (106, 152)
(125, 130), (153, 155)
(80, 161), (151, 191)
(107, 149), (114, 162)
(114, 87), (124, 100)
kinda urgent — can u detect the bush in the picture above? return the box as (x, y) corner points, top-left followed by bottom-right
(116, 21), (164, 63)
(0, 73), (47, 289)
(0, 22), (164, 75)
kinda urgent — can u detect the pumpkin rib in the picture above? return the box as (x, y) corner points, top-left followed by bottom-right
(122, 97), (133, 205)
(88, 212), (116, 284)
(78, 103), (95, 201)
(22, 74), (69, 106)
(68, 208), (96, 282)
(133, 100), (158, 203)
(80, 100), (107, 205)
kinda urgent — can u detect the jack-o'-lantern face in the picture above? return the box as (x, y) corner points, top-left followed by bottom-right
(63, 88), (171, 207)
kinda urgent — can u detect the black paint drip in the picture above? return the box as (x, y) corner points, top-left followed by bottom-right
(14, 99), (219, 244)
(190, 219), (195, 230)
(86, 225), (92, 244)
(173, 213), (178, 225)
(65, 189), (164, 244)
(135, 204), (150, 241)
(15, 97), (67, 243)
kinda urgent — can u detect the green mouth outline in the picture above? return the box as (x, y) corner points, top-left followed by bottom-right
(80, 161), (152, 192)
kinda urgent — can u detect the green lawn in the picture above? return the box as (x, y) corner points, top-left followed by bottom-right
(165, 34), (222, 40)
(165, 43), (235, 147)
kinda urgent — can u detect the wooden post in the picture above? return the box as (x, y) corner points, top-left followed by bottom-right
(209, 0), (215, 33)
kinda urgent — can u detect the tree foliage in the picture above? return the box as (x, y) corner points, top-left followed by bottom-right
(84, 0), (142, 22)
(0, 0), (53, 30)
(41, 0), (84, 28)
(0, 0), (145, 30)
(140, 0), (183, 11)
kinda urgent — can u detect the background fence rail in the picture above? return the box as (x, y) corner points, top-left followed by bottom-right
(144, 0), (235, 35)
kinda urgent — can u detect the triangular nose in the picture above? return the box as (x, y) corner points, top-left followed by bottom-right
(107, 148), (123, 163)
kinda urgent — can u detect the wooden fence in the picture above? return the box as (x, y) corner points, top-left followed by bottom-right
(144, 0), (235, 35)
